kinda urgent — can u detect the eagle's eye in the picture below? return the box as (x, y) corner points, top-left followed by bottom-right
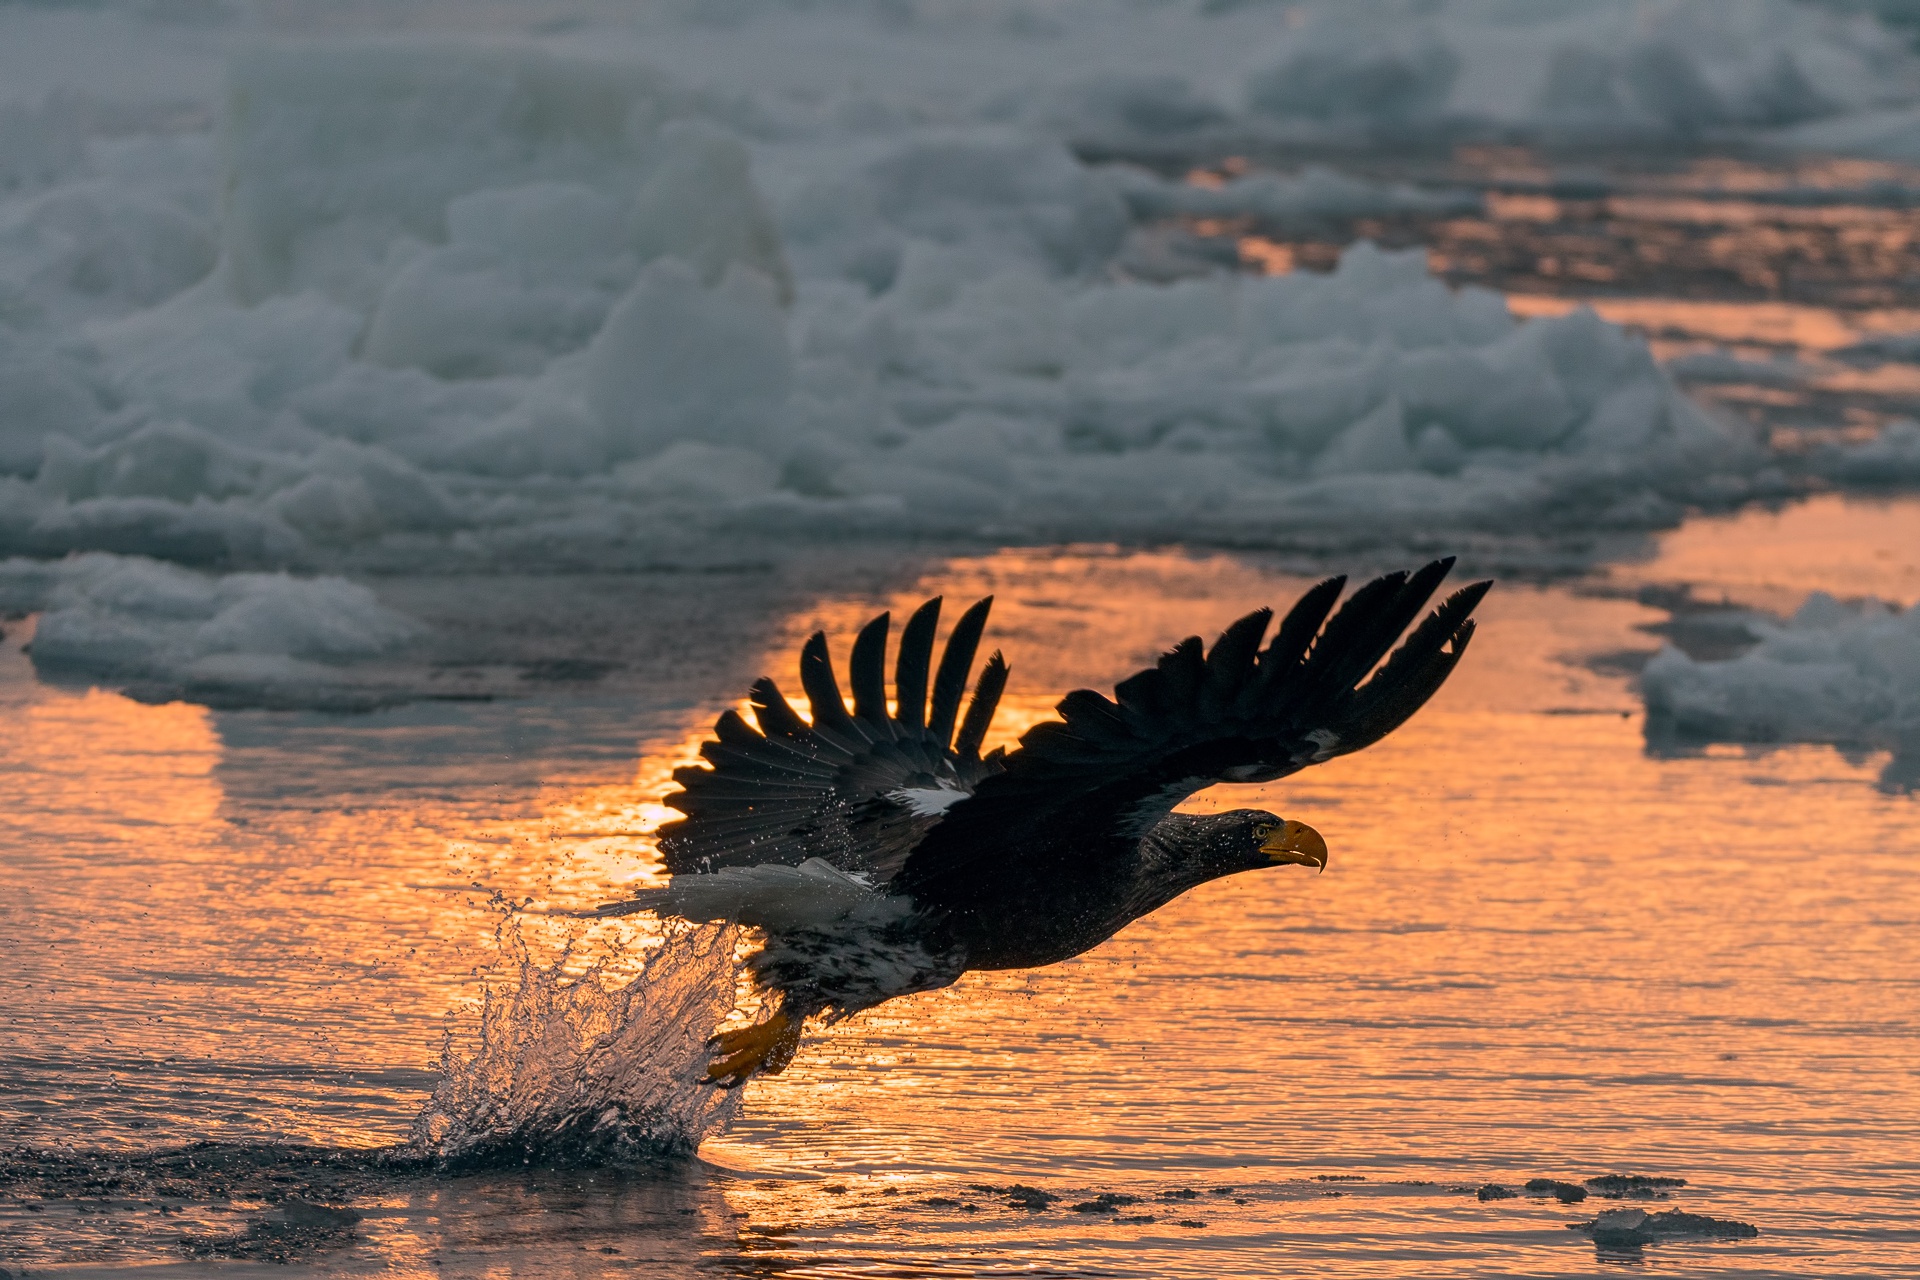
(1252, 821), (1275, 839)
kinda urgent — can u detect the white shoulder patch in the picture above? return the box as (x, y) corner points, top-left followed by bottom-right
(888, 783), (969, 816)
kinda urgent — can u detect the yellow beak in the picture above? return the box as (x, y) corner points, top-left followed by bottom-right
(1261, 819), (1328, 873)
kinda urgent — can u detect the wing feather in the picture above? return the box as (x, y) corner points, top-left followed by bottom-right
(659, 596), (1005, 879)
(893, 598), (941, 731)
(1203, 607), (1271, 717)
(849, 612), (890, 726)
(929, 596), (993, 748)
(656, 565), (1486, 891)
(954, 652), (1009, 759)
(748, 678), (807, 738)
(896, 561), (1488, 903)
(1244, 574), (1344, 711)
(799, 633), (856, 734)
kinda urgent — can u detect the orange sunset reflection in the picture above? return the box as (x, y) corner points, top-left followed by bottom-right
(5, 529), (1918, 1274)
(696, 544), (1920, 1236)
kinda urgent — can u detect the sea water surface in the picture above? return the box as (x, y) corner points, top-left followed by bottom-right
(3, 498), (1919, 1278)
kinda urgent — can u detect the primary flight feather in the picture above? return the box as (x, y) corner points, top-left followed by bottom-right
(595, 559), (1490, 1083)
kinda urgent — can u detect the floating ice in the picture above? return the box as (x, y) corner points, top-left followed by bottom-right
(1048, 0), (1918, 150)
(1643, 590), (1920, 789)
(1815, 419), (1920, 485)
(1776, 102), (1920, 160)
(4, 4), (1912, 583)
(0, 552), (420, 698)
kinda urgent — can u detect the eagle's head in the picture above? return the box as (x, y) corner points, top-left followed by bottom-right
(1232, 810), (1328, 873)
(1145, 809), (1328, 902)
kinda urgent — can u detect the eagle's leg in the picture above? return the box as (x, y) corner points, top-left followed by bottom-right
(705, 1005), (804, 1087)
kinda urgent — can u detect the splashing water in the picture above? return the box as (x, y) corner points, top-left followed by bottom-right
(411, 920), (750, 1167)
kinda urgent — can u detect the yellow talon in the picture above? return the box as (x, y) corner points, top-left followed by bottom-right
(705, 1011), (802, 1086)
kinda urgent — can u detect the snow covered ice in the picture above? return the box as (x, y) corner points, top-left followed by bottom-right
(1643, 591), (1920, 790)
(0, 40), (1763, 567)
(2, 1), (1920, 696)
(0, 552), (419, 704)
(1817, 419), (1920, 486)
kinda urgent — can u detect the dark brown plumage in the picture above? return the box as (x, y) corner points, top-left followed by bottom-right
(605, 560), (1490, 1083)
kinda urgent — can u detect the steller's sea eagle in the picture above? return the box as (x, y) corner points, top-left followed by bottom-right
(594, 559), (1489, 1083)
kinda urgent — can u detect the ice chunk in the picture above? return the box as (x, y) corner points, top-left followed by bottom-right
(586, 258), (792, 460)
(37, 420), (264, 504)
(1246, 36), (1461, 126)
(785, 135), (1130, 286)
(1778, 104), (1920, 161)
(3, 10), (1866, 570)
(85, 285), (363, 435)
(1643, 591), (1920, 789)
(1047, 72), (1230, 141)
(0, 340), (103, 477)
(1816, 419), (1920, 485)
(221, 43), (677, 308)
(0, 180), (215, 323)
(627, 120), (792, 303)
(1572, 1207), (1759, 1247)
(263, 441), (464, 546)
(613, 441), (780, 502)
(1313, 396), (1413, 477)
(4, 493), (303, 568)
(2, 553), (420, 692)
(220, 42), (788, 318)
(447, 181), (628, 264)
(0, 95), (89, 193)
(1620, 41), (1731, 134)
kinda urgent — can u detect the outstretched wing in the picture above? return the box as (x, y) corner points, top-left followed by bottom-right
(895, 560), (1490, 902)
(656, 596), (1009, 881)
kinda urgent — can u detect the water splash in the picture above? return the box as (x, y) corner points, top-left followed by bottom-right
(411, 920), (749, 1167)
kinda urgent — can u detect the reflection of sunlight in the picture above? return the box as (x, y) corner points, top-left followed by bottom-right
(1508, 293), (1920, 350)
(721, 563), (1920, 1196)
(1238, 235), (1294, 276)
(5, 542), (1920, 1272)
(10, 687), (223, 834)
(1619, 493), (1920, 612)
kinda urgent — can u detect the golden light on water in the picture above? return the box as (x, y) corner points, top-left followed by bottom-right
(1504, 293), (1920, 350)
(4, 518), (1919, 1273)
(9, 680), (222, 834)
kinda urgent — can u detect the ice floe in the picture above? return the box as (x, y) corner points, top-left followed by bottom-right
(0, 2), (1913, 585)
(0, 38), (1765, 571)
(1643, 589), (1920, 788)
(0, 553), (419, 701)
(1815, 419), (1920, 485)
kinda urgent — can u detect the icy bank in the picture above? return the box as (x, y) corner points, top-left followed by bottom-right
(27, 8), (1919, 574)
(1776, 103), (1920, 160)
(0, 553), (419, 702)
(1643, 591), (1920, 789)
(614, 0), (1920, 154)
(0, 37), (1767, 569)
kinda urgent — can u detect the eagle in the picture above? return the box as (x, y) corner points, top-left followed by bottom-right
(594, 560), (1490, 1085)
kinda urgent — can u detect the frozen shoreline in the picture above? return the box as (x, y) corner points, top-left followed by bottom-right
(2, 1), (1919, 703)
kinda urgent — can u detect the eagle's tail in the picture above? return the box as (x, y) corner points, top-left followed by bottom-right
(585, 858), (901, 932)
